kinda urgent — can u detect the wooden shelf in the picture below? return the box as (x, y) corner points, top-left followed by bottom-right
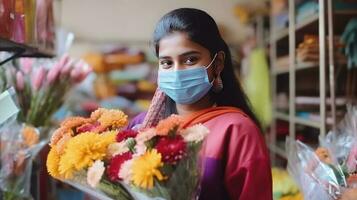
(273, 66), (289, 75)
(274, 111), (290, 121)
(294, 116), (321, 129)
(272, 62), (318, 75)
(274, 10), (357, 43)
(274, 110), (321, 129)
(296, 62), (318, 71)
(274, 28), (289, 42)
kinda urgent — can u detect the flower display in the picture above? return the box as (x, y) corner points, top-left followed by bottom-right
(46, 108), (210, 200)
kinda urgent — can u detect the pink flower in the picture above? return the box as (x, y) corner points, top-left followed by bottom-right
(136, 128), (156, 144)
(59, 54), (70, 67)
(16, 71), (25, 91)
(46, 63), (62, 85)
(70, 60), (92, 83)
(32, 66), (46, 91)
(87, 160), (105, 188)
(20, 58), (33, 74)
(347, 144), (357, 173)
(118, 159), (133, 184)
(134, 142), (147, 156)
(60, 58), (74, 77)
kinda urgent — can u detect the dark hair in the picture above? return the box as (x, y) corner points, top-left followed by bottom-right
(153, 8), (261, 129)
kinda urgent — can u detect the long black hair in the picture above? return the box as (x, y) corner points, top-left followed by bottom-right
(153, 8), (261, 129)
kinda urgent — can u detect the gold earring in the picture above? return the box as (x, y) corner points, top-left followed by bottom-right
(213, 75), (223, 93)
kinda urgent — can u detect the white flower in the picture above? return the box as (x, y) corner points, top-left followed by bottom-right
(134, 142), (147, 157)
(136, 128), (156, 144)
(118, 159), (133, 184)
(180, 124), (210, 143)
(107, 142), (129, 158)
(87, 160), (105, 188)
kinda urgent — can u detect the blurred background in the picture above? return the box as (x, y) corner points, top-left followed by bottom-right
(1, 0), (357, 199)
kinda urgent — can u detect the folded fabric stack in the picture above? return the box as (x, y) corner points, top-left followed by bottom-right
(296, 35), (347, 64)
(296, 0), (357, 25)
(296, 1), (318, 24)
(341, 18), (357, 69)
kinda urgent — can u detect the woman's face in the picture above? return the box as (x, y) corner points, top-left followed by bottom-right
(158, 32), (216, 81)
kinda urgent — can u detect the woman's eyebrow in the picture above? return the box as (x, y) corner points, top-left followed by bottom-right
(159, 51), (201, 59)
(179, 51), (201, 57)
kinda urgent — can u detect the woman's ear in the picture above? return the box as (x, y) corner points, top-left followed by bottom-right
(214, 51), (225, 76)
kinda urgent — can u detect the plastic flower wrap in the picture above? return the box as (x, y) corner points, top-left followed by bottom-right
(287, 106), (357, 200)
(0, 121), (51, 200)
(47, 108), (209, 200)
(1, 55), (92, 127)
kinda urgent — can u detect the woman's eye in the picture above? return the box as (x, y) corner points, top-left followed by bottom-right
(184, 57), (198, 65)
(159, 60), (173, 69)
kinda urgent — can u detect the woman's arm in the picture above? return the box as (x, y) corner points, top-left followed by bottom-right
(125, 112), (147, 130)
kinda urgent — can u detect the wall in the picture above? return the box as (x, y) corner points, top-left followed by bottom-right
(57, 0), (256, 57)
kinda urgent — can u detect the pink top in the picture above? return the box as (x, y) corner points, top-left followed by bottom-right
(199, 112), (272, 200)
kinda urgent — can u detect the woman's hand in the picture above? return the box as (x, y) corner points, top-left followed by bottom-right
(340, 188), (357, 200)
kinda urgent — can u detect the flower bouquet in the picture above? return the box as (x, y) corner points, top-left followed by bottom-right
(287, 106), (357, 200)
(0, 55), (91, 200)
(11, 56), (91, 127)
(47, 108), (210, 200)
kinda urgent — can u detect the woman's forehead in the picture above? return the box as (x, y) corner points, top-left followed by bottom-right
(158, 32), (208, 57)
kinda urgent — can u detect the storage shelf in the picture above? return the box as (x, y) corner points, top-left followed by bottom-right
(272, 62), (318, 75)
(274, 10), (357, 42)
(274, 28), (289, 42)
(274, 111), (290, 121)
(0, 37), (54, 59)
(272, 66), (289, 75)
(274, 110), (321, 129)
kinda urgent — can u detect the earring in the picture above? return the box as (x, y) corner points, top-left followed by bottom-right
(213, 74), (223, 93)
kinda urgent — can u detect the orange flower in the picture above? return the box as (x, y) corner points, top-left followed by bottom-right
(55, 133), (72, 154)
(22, 125), (39, 147)
(315, 147), (333, 164)
(60, 117), (90, 130)
(50, 128), (74, 147)
(90, 108), (107, 121)
(155, 115), (183, 136)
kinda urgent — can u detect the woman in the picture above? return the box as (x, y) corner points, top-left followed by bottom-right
(128, 8), (272, 200)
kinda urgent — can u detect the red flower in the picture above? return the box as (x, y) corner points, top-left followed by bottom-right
(116, 130), (138, 143)
(106, 152), (132, 181)
(77, 122), (105, 133)
(155, 135), (186, 165)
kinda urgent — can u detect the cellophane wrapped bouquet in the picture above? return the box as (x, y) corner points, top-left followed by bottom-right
(0, 55), (92, 200)
(287, 106), (357, 200)
(47, 108), (210, 200)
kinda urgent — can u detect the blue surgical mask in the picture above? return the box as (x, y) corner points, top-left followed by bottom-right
(158, 54), (217, 104)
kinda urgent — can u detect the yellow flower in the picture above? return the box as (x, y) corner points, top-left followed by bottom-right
(58, 131), (116, 179)
(98, 109), (128, 129)
(131, 149), (166, 189)
(46, 147), (61, 179)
